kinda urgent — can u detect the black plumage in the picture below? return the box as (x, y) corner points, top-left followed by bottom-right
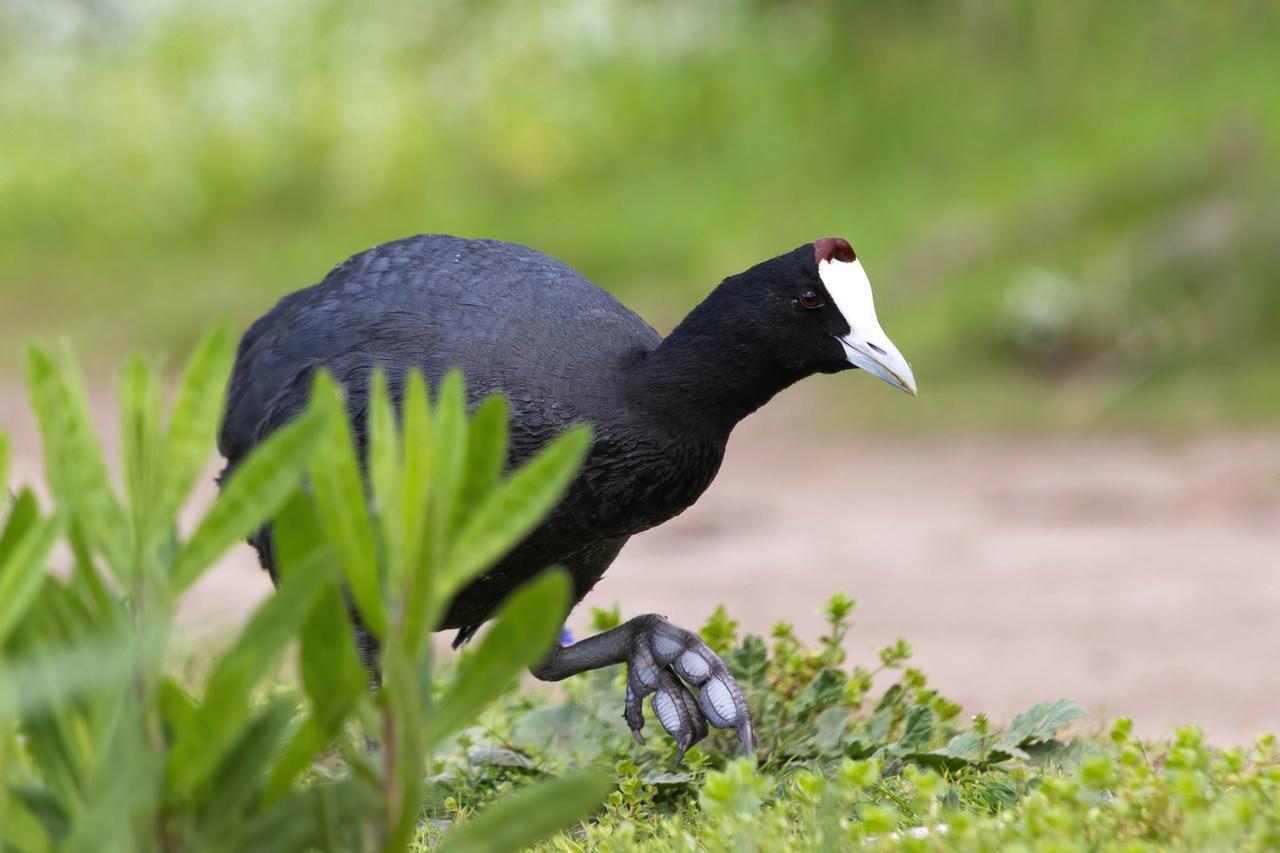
(220, 233), (914, 755)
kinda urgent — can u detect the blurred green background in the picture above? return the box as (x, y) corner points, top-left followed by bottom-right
(2, 0), (1277, 430)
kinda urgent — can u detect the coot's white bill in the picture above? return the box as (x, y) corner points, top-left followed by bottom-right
(818, 256), (918, 396)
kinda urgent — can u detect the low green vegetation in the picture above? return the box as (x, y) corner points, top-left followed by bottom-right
(2, 327), (605, 850)
(2, 332), (1277, 850)
(464, 602), (1280, 850)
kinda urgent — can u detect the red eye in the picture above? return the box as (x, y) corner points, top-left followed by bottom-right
(799, 289), (823, 309)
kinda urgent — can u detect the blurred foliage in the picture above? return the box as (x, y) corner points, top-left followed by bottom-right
(1, 0), (1278, 428)
(2, 329), (605, 850)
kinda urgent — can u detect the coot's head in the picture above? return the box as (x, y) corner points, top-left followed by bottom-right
(731, 237), (917, 396)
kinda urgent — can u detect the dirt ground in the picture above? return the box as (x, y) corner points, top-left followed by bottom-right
(5, 387), (1278, 745)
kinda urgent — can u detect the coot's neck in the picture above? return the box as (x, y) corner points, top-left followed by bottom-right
(630, 275), (808, 437)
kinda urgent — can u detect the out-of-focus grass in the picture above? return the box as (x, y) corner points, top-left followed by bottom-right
(2, 0), (1277, 429)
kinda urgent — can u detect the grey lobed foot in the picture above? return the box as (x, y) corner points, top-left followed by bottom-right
(531, 613), (754, 764)
(625, 615), (753, 763)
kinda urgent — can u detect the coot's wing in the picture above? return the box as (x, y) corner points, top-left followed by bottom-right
(219, 234), (661, 470)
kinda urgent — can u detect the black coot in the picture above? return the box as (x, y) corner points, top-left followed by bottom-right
(220, 234), (916, 757)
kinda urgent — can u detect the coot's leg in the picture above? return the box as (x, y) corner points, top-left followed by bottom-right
(530, 613), (753, 762)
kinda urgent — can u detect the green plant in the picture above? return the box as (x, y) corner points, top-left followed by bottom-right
(440, 594), (1280, 851)
(0, 327), (609, 850)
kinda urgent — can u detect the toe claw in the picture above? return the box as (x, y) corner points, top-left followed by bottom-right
(675, 732), (695, 766)
(651, 668), (706, 756)
(624, 615), (756, 758)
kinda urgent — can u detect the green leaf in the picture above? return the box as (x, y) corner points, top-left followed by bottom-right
(382, 640), (428, 851)
(510, 703), (588, 755)
(930, 732), (984, 764)
(452, 392), (508, 528)
(813, 707), (849, 755)
(399, 370), (435, 650)
(172, 405), (324, 593)
(272, 489), (328, 576)
(306, 372), (387, 638)
(167, 553), (336, 796)
(0, 790), (53, 852)
(118, 353), (164, 558)
(158, 678), (199, 745)
(366, 369), (405, 587)
(430, 369), (468, 549)
(9, 784), (67, 847)
(238, 778), (380, 853)
(1022, 737), (1099, 771)
(26, 345), (130, 581)
(894, 704), (935, 753)
(793, 668), (846, 718)
(422, 570), (571, 751)
(436, 770), (611, 853)
(1003, 699), (1086, 747)
(978, 779), (1019, 811)
(0, 630), (155, 723)
(441, 425), (590, 598)
(262, 714), (329, 805)
(300, 585), (366, 730)
(157, 322), (236, 522)
(0, 488), (40, 566)
(195, 698), (296, 839)
(0, 510), (62, 645)
(867, 683), (902, 744)
(925, 728), (1030, 768)
(62, 695), (161, 853)
(63, 520), (121, 631)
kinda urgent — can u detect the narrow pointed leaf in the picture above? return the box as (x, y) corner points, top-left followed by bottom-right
(62, 696), (160, 853)
(262, 714), (329, 805)
(436, 770), (611, 853)
(301, 585), (366, 730)
(239, 778), (380, 853)
(158, 322), (236, 521)
(159, 678), (199, 746)
(383, 641), (427, 851)
(400, 370), (436, 650)
(119, 354), (163, 558)
(422, 570), (570, 751)
(0, 792), (52, 851)
(26, 345), (130, 580)
(168, 553), (335, 795)
(172, 407), (324, 593)
(0, 629), (157, 727)
(0, 511), (62, 645)
(273, 488), (328, 576)
(0, 488), (39, 566)
(452, 393), (508, 529)
(431, 369), (468, 551)
(442, 426), (590, 597)
(195, 698), (296, 839)
(367, 369), (405, 586)
(306, 372), (387, 638)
